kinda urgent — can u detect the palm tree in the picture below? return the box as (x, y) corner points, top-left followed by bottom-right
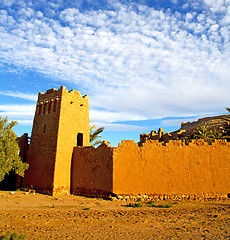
(221, 107), (230, 140)
(190, 125), (214, 143)
(90, 125), (105, 147)
(211, 128), (224, 139)
(224, 107), (230, 119)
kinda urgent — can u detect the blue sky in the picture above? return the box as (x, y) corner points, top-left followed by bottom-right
(0, 0), (229, 147)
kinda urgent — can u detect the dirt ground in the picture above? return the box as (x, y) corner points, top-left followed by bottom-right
(0, 191), (229, 239)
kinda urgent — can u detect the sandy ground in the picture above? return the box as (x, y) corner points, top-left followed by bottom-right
(0, 191), (229, 239)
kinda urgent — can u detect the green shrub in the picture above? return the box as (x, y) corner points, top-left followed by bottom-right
(126, 202), (142, 208)
(82, 208), (90, 210)
(148, 201), (156, 207)
(148, 201), (172, 208)
(0, 231), (25, 240)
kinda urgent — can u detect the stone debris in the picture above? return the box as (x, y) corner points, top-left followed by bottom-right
(111, 194), (229, 202)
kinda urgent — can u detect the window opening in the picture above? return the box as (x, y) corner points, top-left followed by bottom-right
(48, 101), (52, 113)
(39, 104), (42, 115)
(43, 124), (46, 133)
(43, 103), (47, 114)
(53, 100), (57, 112)
(77, 133), (83, 146)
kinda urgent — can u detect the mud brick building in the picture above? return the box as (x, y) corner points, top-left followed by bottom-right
(20, 86), (230, 198)
(22, 86), (90, 195)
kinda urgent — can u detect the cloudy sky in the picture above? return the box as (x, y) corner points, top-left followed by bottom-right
(0, 0), (229, 146)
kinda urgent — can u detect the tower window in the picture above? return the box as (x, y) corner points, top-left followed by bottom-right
(77, 133), (83, 146)
(43, 124), (46, 133)
(48, 101), (52, 113)
(53, 100), (57, 112)
(39, 103), (43, 115)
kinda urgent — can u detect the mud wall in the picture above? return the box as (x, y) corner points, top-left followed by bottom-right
(71, 142), (113, 196)
(113, 140), (230, 196)
(22, 89), (61, 194)
(72, 140), (230, 196)
(22, 86), (90, 195)
(52, 87), (89, 195)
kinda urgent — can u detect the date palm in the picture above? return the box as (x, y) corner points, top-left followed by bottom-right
(222, 107), (230, 140)
(90, 125), (105, 147)
(190, 125), (214, 143)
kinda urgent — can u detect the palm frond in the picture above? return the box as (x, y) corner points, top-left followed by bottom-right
(90, 125), (106, 146)
(221, 107), (230, 122)
(92, 140), (104, 146)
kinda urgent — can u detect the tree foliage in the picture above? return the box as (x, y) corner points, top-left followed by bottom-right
(221, 107), (230, 140)
(0, 117), (29, 182)
(90, 125), (105, 147)
(188, 107), (230, 143)
(190, 125), (214, 142)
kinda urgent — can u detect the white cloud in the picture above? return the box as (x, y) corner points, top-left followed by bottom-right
(91, 122), (147, 131)
(16, 120), (33, 125)
(161, 118), (199, 127)
(203, 0), (228, 12)
(89, 109), (147, 123)
(0, 104), (35, 125)
(0, 91), (37, 101)
(0, 1), (229, 125)
(0, 104), (35, 112)
(0, 0), (14, 7)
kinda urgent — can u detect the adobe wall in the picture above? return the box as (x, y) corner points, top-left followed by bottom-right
(53, 87), (90, 195)
(17, 133), (29, 163)
(22, 88), (61, 194)
(113, 140), (230, 196)
(72, 140), (230, 197)
(71, 142), (113, 196)
(22, 86), (90, 195)
(16, 133), (29, 189)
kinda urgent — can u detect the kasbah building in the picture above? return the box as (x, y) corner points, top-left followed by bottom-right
(17, 86), (230, 200)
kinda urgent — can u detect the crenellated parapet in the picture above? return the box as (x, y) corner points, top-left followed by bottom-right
(35, 86), (88, 116)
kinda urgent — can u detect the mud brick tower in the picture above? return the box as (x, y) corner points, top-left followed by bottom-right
(22, 86), (90, 195)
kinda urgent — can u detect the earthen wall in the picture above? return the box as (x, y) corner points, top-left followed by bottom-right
(71, 140), (230, 197)
(113, 140), (230, 196)
(22, 86), (90, 195)
(71, 142), (113, 196)
(22, 88), (61, 194)
(53, 87), (90, 195)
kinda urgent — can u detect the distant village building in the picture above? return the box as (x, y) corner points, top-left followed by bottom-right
(140, 115), (229, 143)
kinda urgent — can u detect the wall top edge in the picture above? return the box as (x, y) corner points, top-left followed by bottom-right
(86, 139), (230, 150)
(38, 86), (88, 100)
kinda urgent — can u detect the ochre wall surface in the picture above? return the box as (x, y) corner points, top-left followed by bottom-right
(53, 87), (90, 195)
(71, 142), (113, 196)
(22, 88), (61, 194)
(21, 86), (230, 197)
(113, 140), (230, 196)
(22, 86), (90, 195)
(72, 140), (230, 197)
